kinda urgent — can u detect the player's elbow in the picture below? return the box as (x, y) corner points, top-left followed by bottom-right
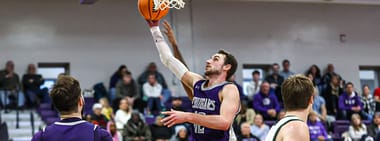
(218, 120), (232, 131)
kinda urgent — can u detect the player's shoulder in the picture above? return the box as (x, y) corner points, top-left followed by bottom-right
(280, 120), (309, 138)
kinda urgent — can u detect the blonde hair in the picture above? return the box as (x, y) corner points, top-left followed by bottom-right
(99, 98), (110, 108)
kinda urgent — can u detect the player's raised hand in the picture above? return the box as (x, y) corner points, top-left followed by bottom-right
(146, 20), (159, 27)
(162, 20), (177, 45)
(161, 109), (189, 127)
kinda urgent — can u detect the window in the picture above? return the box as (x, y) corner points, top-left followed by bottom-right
(38, 62), (70, 90)
(242, 64), (271, 96)
(359, 66), (380, 94)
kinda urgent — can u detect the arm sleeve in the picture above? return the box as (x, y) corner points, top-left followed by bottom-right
(150, 26), (188, 79)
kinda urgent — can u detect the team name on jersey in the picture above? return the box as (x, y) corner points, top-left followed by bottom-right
(192, 97), (216, 111)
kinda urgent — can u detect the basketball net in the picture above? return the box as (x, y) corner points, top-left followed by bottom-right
(154, 0), (185, 10)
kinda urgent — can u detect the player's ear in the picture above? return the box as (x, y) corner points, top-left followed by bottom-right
(309, 95), (314, 105)
(223, 64), (231, 71)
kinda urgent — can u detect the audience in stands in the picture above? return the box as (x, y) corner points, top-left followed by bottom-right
(265, 63), (284, 103)
(22, 64), (45, 108)
(253, 82), (281, 120)
(143, 73), (163, 115)
(0, 60), (24, 109)
(233, 102), (256, 136)
(312, 87), (327, 121)
(306, 65), (323, 87)
(367, 112), (380, 140)
(238, 122), (260, 141)
(138, 62), (168, 89)
(322, 74), (342, 121)
(170, 125), (189, 141)
(322, 64), (342, 85)
(171, 97), (184, 111)
(250, 114), (269, 141)
(99, 98), (114, 121)
(229, 75), (246, 103)
(374, 88), (380, 113)
(307, 111), (331, 141)
(109, 65), (127, 101)
(246, 70), (262, 106)
(345, 114), (372, 141)
(150, 116), (174, 141)
(115, 98), (132, 132)
(338, 82), (363, 120)
(362, 85), (376, 121)
(124, 111), (152, 141)
(115, 71), (138, 108)
(280, 59), (294, 80)
(91, 103), (109, 129)
(107, 121), (122, 141)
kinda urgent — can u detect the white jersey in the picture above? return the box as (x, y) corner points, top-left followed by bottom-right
(265, 116), (303, 141)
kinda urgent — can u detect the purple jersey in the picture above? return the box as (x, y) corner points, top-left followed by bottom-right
(191, 80), (234, 141)
(31, 118), (112, 141)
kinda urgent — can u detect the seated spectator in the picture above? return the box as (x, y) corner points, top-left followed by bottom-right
(0, 60), (24, 109)
(237, 122), (260, 141)
(250, 114), (269, 141)
(109, 65), (127, 102)
(374, 88), (380, 111)
(246, 70), (262, 107)
(91, 103), (108, 129)
(312, 87), (327, 121)
(305, 65), (323, 87)
(115, 98), (132, 132)
(346, 114), (372, 141)
(115, 71), (138, 110)
(143, 73), (163, 115)
(362, 85), (376, 121)
(22, 64), (45, 108)
(150, 116), (174, 141)
(107, 121), (122, 141)
(124, 111), (152, 141)
(233, 102), (256, 136)
(138, 62), (168, 89)
(99, 98), (114, 121)
(322, 74), (342, 121)
(171, 97), (184, 111)
(338, 82), (363, 120)
(280, 59), (295, 80)
(170, 125), (189, 141)
(253, 82), (281, 120)
(367, 112), (380, 140)
(307, 111), (331, 141)
(264, 63), (284, 103)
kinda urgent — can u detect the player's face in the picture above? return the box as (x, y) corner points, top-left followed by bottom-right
(204, 54), (226, 77)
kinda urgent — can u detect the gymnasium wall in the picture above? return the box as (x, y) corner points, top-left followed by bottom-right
(0, 0), (379, 94)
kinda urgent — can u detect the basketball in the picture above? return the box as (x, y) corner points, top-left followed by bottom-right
(138, 0), (170, 21)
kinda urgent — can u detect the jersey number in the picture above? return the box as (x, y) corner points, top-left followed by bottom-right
(194, 111), (205, 134)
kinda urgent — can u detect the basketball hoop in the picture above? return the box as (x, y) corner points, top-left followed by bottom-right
(154, 0), (185, 10)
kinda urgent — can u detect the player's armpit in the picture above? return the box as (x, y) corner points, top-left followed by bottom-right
(281, 121), (309, 141)
(181, 72), (203, 89)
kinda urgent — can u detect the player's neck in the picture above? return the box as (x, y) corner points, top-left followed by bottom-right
(206, 76), (226, 87)
(285, 110), (309, 122)
(60, 113), (82, 120)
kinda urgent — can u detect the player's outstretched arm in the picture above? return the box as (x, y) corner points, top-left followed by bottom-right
(147, 20), (202, 99)
(161, 84), (240, 131)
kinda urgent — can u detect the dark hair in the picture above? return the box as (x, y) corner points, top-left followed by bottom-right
(362, 84), (370, 90)
(50, 76), (82, 115)
(281, 75), (314, 111)
(306, 65), (321, 78)
(273, 63), (279, 67)
(282, 59), (290, 65)
(217, 49), (238, 80)
(117, 65), (127, 77)
(345, 82), (354, 88)
(252, 70), (260, 75)
(122, 70), (132, 77)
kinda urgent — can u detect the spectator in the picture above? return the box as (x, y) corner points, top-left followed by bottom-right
(322, 74), (342, 120)
(246, 70), (262, 106)
(250, 114), (269, 141)
(307, 73), (320, 95)
(280, 59), (295, 80)
(307, 111), (331, 141)
(233, 102), (256, 136)
(107, 121), (122, 141)
(115, 71), (138, 110)
(362, 85), (376, 121)
(305, 65), (322, 86)
(253, 82), (281, 120)
(322, 64), (342, 85)
(265, 63), (284, 103)
(374, 88), (380, 112)
(367, 112), (380, 140)
(22, 64), (45, 108)
(99, 98), (114, 121)
(312, 87), (327, 121)
(143, 73), (163, 115)
(170, 125), (189, 141)
(171, 97), (184, 112)
(91, 103), (109, 129)
(124, 111), (152, 141)
(109, 65), (127, 101)
(115, 98), (132, 132)
(346, 114), (371, 141)
(338, 82), (363, 120)
(229, 75), (246, 104)
(0, 60), (24, 109)
(138, 62), (168, 89)
(237, 122), (260, 141)
(150, 116), (174, 141)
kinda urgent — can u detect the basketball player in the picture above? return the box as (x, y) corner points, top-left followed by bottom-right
(265, 75), (314, 141)
(146, 20), (240, 141)
(32, 76), (112, 141)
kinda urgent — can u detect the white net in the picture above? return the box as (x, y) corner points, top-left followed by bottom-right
(154, 0), (185, 10)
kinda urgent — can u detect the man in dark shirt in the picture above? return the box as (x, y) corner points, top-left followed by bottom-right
(22, 64), (44, 108)
(0, 60), (24, 109)
(265, 63), (284, 104)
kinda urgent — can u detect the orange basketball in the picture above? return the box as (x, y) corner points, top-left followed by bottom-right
(138, 0), (170, 21)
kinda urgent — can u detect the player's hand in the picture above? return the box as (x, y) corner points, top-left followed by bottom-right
(146, 20), (159, 27)
(162, 20), (177, 45)
(161, 109), (189, 127)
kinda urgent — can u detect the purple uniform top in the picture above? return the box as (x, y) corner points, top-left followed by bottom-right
(31, 117), (112, 141)
(191, 80), (236, 141)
